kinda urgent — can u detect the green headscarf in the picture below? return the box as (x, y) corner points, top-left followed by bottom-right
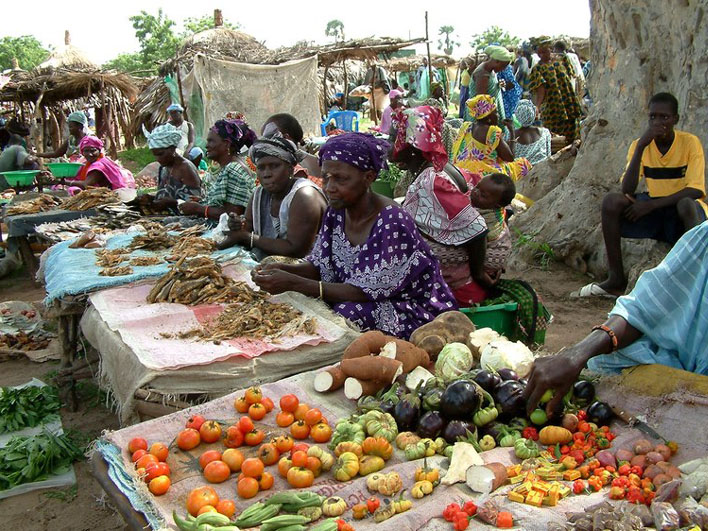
(68, 111), (87, 126)
(484, 45), (514, 62)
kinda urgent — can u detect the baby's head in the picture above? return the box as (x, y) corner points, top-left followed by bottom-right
(470, 173), (516, 210)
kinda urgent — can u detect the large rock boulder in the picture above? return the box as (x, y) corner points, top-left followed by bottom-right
(510, 0), (708, 285)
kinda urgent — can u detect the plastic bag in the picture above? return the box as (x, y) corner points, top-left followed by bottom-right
(675, 496), (708, 528)
(650, 501), (680, 531)
(212, 212), (230, 245)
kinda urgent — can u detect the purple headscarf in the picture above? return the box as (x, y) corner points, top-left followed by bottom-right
(210, 119), (257, 152)
(79, 135), (104, 152)
(318, 132), (390, 173)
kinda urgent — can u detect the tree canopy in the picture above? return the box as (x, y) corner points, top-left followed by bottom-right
(181, 13), (239, 37)
(0, 35), (50, 71)
(470, 26), (521, 52)
(325, 20), (345, 42)
(437, 26), (460, 56)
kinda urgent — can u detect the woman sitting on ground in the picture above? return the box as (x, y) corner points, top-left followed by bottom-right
(177, 119), (256, 226)
(261, 113), (322, 183)
(453, 95), (532, 181)
(65, 136), (135, 190)
(141, 124), (201, 213)
(394, 106), (512, 305)
(36, 111), (89, 162)
(251, 132), (458, 338)
(219, 136), (327, 260)
(513, 99), (552, 164)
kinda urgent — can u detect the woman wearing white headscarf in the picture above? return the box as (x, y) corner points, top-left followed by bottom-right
(141, 124), (201, 213)
(36, 111), (90, 162)
(466, 45), (515, 126)
(513, 100), (552, 164)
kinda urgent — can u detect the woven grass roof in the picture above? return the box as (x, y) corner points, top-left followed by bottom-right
(385, 54), (457, 72)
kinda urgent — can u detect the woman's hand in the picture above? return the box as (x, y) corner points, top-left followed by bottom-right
(252, 267), (304, 294)
(179, 201), (203, 216)
(227, 213), (247, 232)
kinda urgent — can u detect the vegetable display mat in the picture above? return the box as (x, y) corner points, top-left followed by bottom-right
(87, 263), (343, 371)
(98, 369), (670, 531)
(0, 379), (76, 499)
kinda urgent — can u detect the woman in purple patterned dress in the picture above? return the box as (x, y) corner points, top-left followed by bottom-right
(251, 132), (457, 338)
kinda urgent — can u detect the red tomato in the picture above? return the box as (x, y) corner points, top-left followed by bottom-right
(203, 460), (231, 483)
(234, 396), (249, 413)
(215, 499), (236, 518)
(304, 408), (322, 426)
(274, 435), (294, 453)
(186, 486), (219, 517)
(248, 403), (267, 421)
(286, 466), (314, 488)
(238, 416), (255, 434)
(237, 477), (259, 499)
(176, 428), (201, 451)
(310, 423), (332, 443)
(198, 450), (223, 470)
(276, 411), (295, 427)
(257, 443), (280, 466)
(136, 454), (159, 470)
(199, 421), (222, 444)
(128, 437), (148, 454)
(144, 462), (170, 482)
(148, 475), (170, 496)
(261, 397), (275, 413)
(244, 387), (262, 405)
(223, 426), (244, 448)
(185, 414), (206, 431)
(241, 457), (265, 478)
(290, 420), (310, 440)
(259, 471), (274, 490)
(291, 450), (308, 468)
(131, 449), (147, 463)
(222, 449), (245, 472)
(279, 394), (299, 413)
(149, 442), (169, 462)
(244, 429), (265, 446)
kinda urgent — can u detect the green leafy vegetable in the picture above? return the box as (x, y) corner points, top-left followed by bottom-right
(0, 385), (62, 433)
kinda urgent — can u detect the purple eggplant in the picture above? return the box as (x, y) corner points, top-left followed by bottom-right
(479, 421), (505, 441)
(416, 410), (446, 439)
(473, 370), (503, 393)
(497, 368), (519, 381)
(494, 380), (526, 417)
(442, 419), (477, 444)
(393, 392), (420, 431)
(440, 380), (483, 420)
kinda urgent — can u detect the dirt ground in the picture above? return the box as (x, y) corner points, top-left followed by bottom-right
(0, 261), (614, 530)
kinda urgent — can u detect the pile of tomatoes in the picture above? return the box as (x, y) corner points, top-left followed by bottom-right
(185, 485), (237, 518)
(126, 437), (172, 496)
(275, 393), (332, 443)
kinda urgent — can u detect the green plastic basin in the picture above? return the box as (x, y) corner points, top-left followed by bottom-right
(47, 162), (83, 178)
(1, 170), (40, 187)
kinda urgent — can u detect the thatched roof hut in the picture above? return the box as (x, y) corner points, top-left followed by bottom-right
(0, 31), (139, 158)
(385, 54), (457, 72)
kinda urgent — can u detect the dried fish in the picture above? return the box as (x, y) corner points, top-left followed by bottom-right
(128, 228), (176, 251)
(164, 236), (216, 261)
(179, 224), (207, 238)
(129, 256), (164, 267)
(99, 265), (133, 276)
(198, 300), (317, 341)
(6, 195), (62, 216)
(61, 188), (120, 211)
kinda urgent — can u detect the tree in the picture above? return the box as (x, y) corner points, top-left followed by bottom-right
(437, 26), (460, 56)
(0, 35), (50, 71)
(103, 53), (146, 75)
(181, 13), (239, 38)
(469, 26), (520, 52)
(325, 20), (345, 42)
(130, 9), (179, 68)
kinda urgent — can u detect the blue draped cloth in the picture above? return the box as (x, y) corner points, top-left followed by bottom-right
(589, 221), (708, 374)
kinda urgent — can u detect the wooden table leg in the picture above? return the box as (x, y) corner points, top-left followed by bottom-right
(16, 236), (39, 285)
(58, 313), (78, 411)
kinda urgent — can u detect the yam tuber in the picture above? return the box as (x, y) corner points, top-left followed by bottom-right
(466, 462), (508, 494)
(379, 339), (431, 372)
(343, 331), (388, 359)
(340, 356), (403, 383)
(344, 378), (388, 400)
(314, 366), (347, 392)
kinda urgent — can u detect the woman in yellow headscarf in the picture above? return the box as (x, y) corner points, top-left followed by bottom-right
(452, 94), (532, 181)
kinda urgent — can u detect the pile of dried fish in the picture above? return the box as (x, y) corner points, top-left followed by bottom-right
(36, 219), (96, 243)
(200, 300), (318, 341)
(90, 204), (142, 230)
(130, 256), (163, 267)
(61, 188), (120, 211)
(99, 265), (133, 276)
(95, 248), (129, 267)
(128, 228), (176, 251)
(179, 224), (208, 237)
(147, 256), (262, 305)
(165, 237), (216, 261)
(0, 331), (52, 352)
(5, 195), (62, 216)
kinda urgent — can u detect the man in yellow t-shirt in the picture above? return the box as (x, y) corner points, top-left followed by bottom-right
(573, 92), (707, 298)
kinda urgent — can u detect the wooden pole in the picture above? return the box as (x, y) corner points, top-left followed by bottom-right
(425, 11), (433, 95)
(342, 59), (348, 109)
(175, 66), (188, 121)
(370, 61), (378, 124)
(322, 63), (330, 117)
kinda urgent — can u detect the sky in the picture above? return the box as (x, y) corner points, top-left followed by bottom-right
(4, 1), (590, 65)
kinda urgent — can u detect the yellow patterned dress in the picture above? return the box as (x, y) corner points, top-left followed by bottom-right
(528, 55), (582, 142)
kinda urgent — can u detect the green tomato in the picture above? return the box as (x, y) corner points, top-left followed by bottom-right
(539, 389), (554, 404)
(529, 409), (548, 425)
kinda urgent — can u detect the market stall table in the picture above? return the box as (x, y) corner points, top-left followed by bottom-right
(89, 364), (707, 530)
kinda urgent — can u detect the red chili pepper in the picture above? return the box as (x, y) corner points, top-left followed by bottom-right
(609, 486), (626, 500)
(606, 432), (616, 441)
(367, 497), (380, 514)
(578, 421), (591, 433)
(443, 503), (461, 522)
(461, 501), (477, 516)
(618, 464), (631, 476)
(560, 445), (570, 455)
(573, 479), (585, 494)
(577, 410), (587, 421)
(630, 465), (643, 476)
(522, 427), (539, 441)
(626, 487), (645, 504)
(569, 449), (585, 464)
(496, 512), (514, 529)
(573, 432), (585, 442)
(453, 512), (469, 530)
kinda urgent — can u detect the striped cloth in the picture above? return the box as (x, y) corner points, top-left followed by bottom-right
(589, 221), (708, 374)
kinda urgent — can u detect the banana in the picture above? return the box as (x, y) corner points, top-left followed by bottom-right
(195, 512), (232, 527)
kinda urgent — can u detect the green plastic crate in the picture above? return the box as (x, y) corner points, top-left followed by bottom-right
(371, 179), (394, 198)
(1, 170), (39, 187)
(47, 162), (83, 178)
(460, 302), (518, 338)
